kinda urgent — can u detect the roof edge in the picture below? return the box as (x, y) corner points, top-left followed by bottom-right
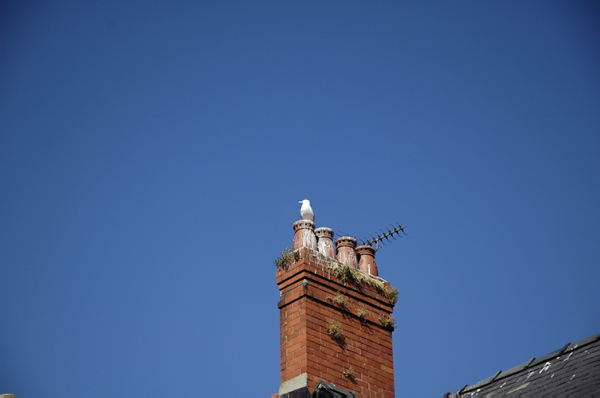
(452, 332), (600, 395)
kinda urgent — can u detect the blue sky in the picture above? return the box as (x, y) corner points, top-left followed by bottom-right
(1, 1), (599, 396)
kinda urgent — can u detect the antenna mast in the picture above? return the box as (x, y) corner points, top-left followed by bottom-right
(360, 223), (407, 251)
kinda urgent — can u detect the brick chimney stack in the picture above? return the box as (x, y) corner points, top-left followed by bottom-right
(275, 216), (397, 397)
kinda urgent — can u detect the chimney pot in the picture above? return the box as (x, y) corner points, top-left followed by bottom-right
(335, 236), (358, 267)
(315, 227), (336, 258)
(356, 245), (379, 276)
(292, 220), (317, 250)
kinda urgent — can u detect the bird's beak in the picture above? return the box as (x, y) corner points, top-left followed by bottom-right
(299, 200), (303, 203)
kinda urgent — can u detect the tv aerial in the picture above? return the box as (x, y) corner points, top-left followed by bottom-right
(334, 222), (407, 252)
(360, 223), (407, 252)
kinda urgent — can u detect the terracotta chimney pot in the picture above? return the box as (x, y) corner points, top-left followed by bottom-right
(315, 227), (336, 258)
(292, 220), (317, 250)
(356, 245), (378, 276)
(335, 236), (358, 267)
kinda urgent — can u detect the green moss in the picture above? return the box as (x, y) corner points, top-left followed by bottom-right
(326, 319), (343, 340)
(385, 286), (399, 307)
(378, 314), (397, 331)
(274, 247), (298, 270)
(326, 291), (350, 308)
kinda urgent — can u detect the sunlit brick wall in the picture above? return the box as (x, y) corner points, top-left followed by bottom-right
(276, 248), (395, 397)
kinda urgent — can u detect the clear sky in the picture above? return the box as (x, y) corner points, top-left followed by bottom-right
(1, 1), (599, 396)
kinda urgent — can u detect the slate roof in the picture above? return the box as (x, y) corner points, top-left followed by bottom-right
(445, 333), (600, 397)
(278, 379), (357, 397)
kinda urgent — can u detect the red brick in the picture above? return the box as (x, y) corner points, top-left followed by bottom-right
(277, 248), (395, 395)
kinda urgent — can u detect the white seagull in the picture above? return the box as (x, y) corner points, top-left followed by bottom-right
(299, 199), (314, 222)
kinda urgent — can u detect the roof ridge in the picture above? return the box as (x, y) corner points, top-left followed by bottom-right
(446, 332), (600, 396)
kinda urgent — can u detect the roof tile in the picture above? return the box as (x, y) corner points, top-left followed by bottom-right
(494, 357), (535, 380)
(449, 333), (600, 397)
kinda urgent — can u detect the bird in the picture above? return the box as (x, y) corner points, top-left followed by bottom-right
(299, 199), (314, 222)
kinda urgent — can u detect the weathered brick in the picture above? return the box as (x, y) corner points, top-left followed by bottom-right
(277, 247), (396, 395)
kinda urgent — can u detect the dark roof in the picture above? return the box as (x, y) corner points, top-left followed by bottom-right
(312, 380), (357, 398)
(445, 333), (600, 397)
(278, 380), (357, 398)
